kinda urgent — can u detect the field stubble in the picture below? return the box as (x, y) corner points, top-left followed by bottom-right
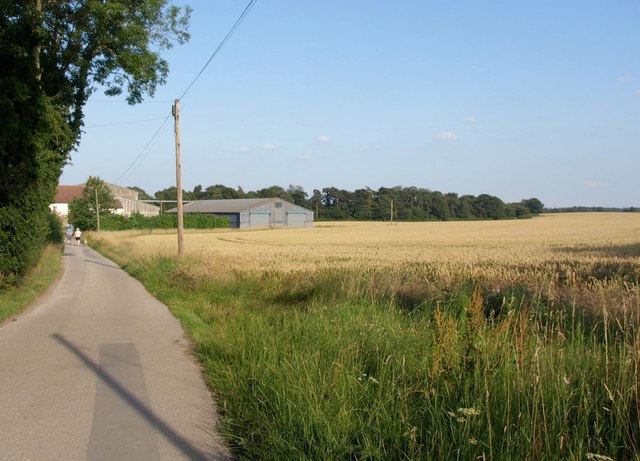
(93, 213), (640, 460)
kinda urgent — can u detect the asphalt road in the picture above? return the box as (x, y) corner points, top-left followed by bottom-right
(0, 243), (231, 461)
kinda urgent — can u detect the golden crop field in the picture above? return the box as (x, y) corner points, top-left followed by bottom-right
(98, 212), (640, 309)
(104, 212), (639, 277)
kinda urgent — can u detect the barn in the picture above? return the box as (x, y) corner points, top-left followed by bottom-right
(168, 198), (314, 229)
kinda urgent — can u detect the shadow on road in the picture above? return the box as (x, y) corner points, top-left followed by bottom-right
(51, 333), (224, 461)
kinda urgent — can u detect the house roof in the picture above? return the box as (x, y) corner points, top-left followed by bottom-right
(54, 185), (84, 204)
(167, 198), (309, 214)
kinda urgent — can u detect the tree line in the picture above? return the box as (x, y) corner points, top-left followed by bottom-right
(146, 184), (544, 221)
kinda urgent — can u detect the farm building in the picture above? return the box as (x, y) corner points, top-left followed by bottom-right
(50, 181), (160, 219)
(167, 198), (314, 228)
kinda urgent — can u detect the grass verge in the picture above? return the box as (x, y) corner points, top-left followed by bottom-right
(0, 244), (63, 324)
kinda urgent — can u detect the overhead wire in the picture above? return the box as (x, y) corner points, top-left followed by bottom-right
(85, 116), (167, 129)
(112, 113), (172, 185)
(110, 0), (259, 185)
(179, 0), (258, 101)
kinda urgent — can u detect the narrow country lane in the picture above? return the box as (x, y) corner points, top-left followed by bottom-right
(0, 243), (230, 461)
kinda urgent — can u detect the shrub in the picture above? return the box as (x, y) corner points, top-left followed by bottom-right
(98, 212), (228, 231)
(47, 211), (64, 244)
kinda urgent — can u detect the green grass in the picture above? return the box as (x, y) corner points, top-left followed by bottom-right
(93, 242), (640, 461)
(0, 244), (63, 324)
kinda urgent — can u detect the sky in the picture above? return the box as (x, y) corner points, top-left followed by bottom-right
(60, 1), (640, 208)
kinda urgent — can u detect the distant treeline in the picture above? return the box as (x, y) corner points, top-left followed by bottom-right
(136, 184), (545, 221)
(545, 206), (638, 213)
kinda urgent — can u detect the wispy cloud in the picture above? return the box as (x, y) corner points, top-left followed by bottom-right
(586, 179), (603, 189)
(317, 135), (331, 143)
(463, 116), (477, 124)
(435, 131), (457, 141)
(297, 154), (312, 160)
(635, 89), (640, 97)
(236, 147), (251, 153)
(617, 75), (634, 83)
(260, 143), (276, 150)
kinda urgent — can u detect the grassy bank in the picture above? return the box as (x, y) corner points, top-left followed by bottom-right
(0, 244), (63, 324)
(90, 217), (640, 460)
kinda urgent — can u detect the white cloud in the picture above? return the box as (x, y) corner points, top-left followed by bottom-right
(635, 89), (640, 97)
(435, 131), (457, 141)
(317, 135), (331, 143)
(236, 147), (251, 152)
(463, 116), (477, 124)
(297, 154), (312, 160)
(617, 75), (634, 83)
(585, 179), (603, 189)
(260, 143), (276, 150)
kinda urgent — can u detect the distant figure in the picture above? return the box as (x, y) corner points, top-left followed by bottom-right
(65, 225), (73, 243)
(74, 228), (82, 245)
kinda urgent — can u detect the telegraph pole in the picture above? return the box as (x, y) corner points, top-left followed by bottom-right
(95, 187), (100, 232)
(172, 99), (184, 258)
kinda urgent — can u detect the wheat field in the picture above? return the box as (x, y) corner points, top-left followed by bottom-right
(101, 212), (640, 300)
(105, 212), (640, 266)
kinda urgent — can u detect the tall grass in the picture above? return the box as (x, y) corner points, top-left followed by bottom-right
(90, 216), (640, 460)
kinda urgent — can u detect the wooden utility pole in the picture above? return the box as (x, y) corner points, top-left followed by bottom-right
(95, 187), (100, 232)
(173, 99), (184, 258)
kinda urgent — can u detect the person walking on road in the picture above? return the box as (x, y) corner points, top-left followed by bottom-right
(74, 228), (82, 245)
(65, 225), (73, 243)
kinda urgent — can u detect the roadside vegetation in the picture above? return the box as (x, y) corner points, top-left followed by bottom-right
(0, 244), (62, 324)
(90, 214), (640, 460)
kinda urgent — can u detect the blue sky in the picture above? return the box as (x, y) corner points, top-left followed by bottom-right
(61, 1), (640, 208)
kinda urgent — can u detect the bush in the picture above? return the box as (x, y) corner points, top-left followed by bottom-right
(98, 213), (228, 231)
(47, 212), (64, 244)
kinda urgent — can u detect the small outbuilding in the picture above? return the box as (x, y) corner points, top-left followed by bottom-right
(168, 198), (314, 229)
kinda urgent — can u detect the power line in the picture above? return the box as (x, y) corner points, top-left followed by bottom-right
(90, 99), (174, 104)
(86, 116), (167, 129)
(111, 0), (259, 186)
(179, 0), (258, 101)
(112, 113), (172, 185)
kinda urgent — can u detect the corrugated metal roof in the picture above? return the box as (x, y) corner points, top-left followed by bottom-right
(175, 198), (273, 213)
(167, 198), (310, 213)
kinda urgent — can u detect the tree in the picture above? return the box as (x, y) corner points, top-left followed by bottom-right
(203, 184), (240, 200)
(128, 186), (153, 201)
(353, 188), (373, 220)
(521, 198), (544, 215)
(257, 185), (292, 202)
(0, 0), (190, 280)
(68, 177), (117, 231)
(287, 185), (309, 208)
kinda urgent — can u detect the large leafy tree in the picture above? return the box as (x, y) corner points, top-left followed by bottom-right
(0, 0), (190, 280)
(68, 177), (117, 231)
